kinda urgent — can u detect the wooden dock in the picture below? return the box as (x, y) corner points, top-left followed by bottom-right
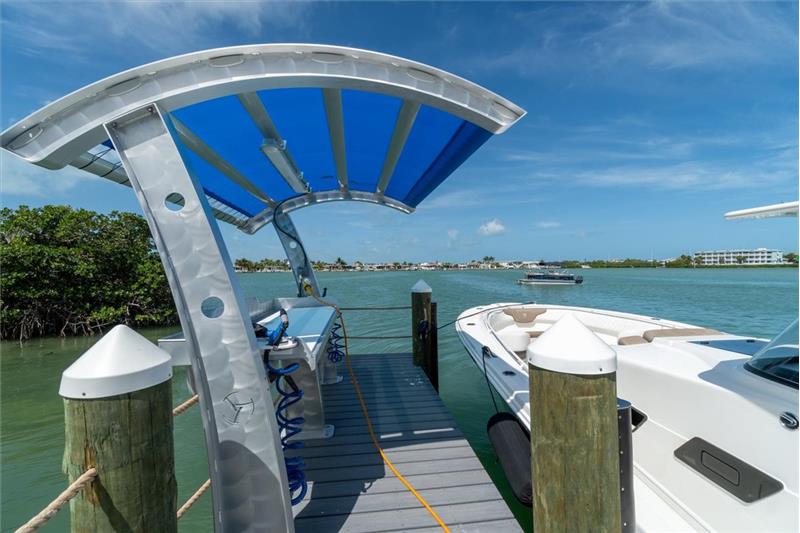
(290, 352), (522, 533)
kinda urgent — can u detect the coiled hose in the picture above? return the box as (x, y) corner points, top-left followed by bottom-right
(327, 320), (345, 363)
(266, 361), (308, 505)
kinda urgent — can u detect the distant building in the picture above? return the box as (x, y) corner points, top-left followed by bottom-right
(694, 248), (785, 265)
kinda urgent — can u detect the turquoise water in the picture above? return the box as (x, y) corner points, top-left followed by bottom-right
(2, 268), (797, 532)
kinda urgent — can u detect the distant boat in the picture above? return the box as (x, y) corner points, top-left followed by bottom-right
(516, 270), (583, 285)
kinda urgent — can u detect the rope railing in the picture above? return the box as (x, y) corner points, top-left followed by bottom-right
(338, 305), (411, 311)
(177, 479), (211, 519)
(345, 335), (412, 340)
(172, 394), (199, 416)
(17, 298), (423, 530)
(16, 394), (201, 531)
(14, 468), (98, 533)
(335, 305), (413, 338)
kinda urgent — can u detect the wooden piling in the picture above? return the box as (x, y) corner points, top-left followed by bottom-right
(411, 280), (432, 369)
(528, 315), (621, 533)
(428, 301), (439, 392)
(63, 381), (177, 532)
(59, 325), (177, 532)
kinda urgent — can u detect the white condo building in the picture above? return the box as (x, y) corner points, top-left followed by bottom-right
(694, 248), (786, 265)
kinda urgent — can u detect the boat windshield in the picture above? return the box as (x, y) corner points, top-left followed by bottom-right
(745, 318), (799, 389)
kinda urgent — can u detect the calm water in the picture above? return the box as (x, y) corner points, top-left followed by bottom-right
(2, 268), (797, 532)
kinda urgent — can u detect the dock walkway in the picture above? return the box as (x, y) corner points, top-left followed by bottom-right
(291, 352), (522, 533)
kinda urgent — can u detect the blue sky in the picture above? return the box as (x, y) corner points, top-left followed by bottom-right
(2, 1), (797, 262)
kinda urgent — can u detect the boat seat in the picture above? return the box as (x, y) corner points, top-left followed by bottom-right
(504, 308), (547, 324)
(618, 336), (647, 346)
(497, 327), (531, 353)
(642, 328), (720, 342)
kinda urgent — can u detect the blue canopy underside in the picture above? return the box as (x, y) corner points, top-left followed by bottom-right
(168, 87), (493, 218)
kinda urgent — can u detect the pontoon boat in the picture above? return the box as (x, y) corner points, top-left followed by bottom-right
(516, 270), (583, 285)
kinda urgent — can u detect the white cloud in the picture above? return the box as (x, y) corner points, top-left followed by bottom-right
(478, 218), (506, 236)
(446, 229), (459, 248)
(4, 1), (312, 58)
(568, 147), (796, 191)
(498, 120), (797, 194)
(347, 220), (374, 229)
(1, 153), (94, 198)
(466, 2), (795, 78)
(420, 189), (486, 210)
(536, 221), (561, 229)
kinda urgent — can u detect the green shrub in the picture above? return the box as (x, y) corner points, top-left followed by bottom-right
(0, 205), (177, 340)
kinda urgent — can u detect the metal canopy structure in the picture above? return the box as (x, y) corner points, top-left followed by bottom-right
(1, 44), (524, 533)
(724, 201), (799, 220)
(2, 44), (525, 233)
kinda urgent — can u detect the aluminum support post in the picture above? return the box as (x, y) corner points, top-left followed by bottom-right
(286, 358), (334, 440)
(105, 104), (294, 533)
(273, 210), (320, 297)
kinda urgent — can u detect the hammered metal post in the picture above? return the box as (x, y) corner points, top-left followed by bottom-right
(104, 104), (294, 533)
(273, 210), (320, 297)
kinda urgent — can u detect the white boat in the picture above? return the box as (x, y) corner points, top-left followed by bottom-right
(456, 303), (798, 532)
(516, 270), (583, 285)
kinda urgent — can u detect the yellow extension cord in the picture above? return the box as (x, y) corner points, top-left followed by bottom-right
(312, 294), (451, 532)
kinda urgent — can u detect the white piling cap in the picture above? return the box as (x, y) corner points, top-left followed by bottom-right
(411, 280), (432, 293)
(527, 314), (617, 375)
(60, 325), (173, 399)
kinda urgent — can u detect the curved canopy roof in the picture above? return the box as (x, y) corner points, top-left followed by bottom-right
(1, 44), (524, 232)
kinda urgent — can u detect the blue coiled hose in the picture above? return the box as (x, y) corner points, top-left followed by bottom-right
(266, 361), (308, 505)
(327, 320), (345, 363)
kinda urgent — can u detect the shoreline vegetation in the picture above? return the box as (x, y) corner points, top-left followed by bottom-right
(1, 205), (795, 340)
(1, 206), (177, 341)
(236, 255), (799, 273)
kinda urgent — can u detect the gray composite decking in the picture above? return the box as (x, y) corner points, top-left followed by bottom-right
(289, 353), (522, 533)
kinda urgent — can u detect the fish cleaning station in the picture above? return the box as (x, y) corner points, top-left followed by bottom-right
(3, 45), (534, 532)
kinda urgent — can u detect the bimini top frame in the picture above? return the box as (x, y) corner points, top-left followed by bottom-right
(2, 44), (525, 233)
(2, 45), (524, 532)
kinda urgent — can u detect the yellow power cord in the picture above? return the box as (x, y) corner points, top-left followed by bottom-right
(312, 293), (451, 532)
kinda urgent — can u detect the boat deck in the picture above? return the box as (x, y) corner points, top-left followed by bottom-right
(290, 352), (522, 532)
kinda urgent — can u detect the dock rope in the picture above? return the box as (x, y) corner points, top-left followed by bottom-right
(172, 394), (199, 416)
(14, 468), (98, 533)
(338, 305), (411, 311)
(312, 294), (452, 533)
(176, 479), (211, 519)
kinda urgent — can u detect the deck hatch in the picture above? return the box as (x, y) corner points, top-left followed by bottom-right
(674, 437), (782, 503)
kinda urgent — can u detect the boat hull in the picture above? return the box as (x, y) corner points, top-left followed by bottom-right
(455, 303), (798, 533)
